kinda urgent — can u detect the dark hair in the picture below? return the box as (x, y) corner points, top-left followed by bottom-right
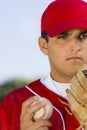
(41, 31), (49, 42)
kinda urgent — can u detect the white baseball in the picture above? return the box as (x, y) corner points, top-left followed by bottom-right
(32, 97), (53, 121)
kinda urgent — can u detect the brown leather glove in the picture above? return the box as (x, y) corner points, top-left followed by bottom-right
(66, 64), (87, 130)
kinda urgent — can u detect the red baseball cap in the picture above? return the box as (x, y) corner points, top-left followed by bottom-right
(41, 0), (87, 37)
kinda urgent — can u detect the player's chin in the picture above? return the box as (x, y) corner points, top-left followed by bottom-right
(67, 65), (83, 77)
(68, 60), (84, 69)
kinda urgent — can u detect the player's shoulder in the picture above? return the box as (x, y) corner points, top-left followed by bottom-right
(2, 79), (40, 101)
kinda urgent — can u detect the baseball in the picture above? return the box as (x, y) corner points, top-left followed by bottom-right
(32, 97), (53, 121)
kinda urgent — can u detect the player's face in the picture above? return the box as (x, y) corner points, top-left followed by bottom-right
(39, 28), (87, 83)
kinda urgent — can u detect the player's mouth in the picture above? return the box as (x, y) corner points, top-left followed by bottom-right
(66, 56), (82, 61)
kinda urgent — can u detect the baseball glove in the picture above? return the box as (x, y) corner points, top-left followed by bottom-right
(66, 64), (87, 130)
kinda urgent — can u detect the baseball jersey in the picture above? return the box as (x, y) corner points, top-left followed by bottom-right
(0, 79), (81, 130)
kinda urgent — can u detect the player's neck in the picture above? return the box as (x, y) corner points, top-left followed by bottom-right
(50, 72), (72, 83)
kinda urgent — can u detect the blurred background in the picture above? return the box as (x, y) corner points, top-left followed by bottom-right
(0, 0), (52, 100)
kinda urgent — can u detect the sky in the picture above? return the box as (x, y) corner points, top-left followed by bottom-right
(0, 0), (52, 84)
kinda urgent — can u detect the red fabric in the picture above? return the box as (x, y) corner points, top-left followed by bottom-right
(0, 108), (10, 130)
(0, 79), (81, 130)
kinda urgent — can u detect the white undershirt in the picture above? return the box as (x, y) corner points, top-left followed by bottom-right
(40, 74), (70, 99)
(40, 75), (84, 130)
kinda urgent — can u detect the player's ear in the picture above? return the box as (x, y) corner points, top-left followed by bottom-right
(38, 37), (48, 55)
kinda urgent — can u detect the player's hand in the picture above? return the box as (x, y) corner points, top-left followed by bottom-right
(20, 96), (52, 130)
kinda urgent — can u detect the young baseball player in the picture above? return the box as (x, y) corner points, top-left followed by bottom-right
(1, 0), (87, 129)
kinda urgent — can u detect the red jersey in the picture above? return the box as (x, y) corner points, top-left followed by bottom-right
(0, 80), (81, 130)
(0, 108), (10, 130)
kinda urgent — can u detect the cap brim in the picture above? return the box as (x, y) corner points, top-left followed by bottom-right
(47, 21), (87, 37)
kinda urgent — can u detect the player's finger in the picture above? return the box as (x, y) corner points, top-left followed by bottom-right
(36, 126), (49, 130)
(28, 120), (52, 130)
(20, 96), (39, 120)
(22, 100), (47, 122)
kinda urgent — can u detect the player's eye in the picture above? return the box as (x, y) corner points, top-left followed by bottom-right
(79, 34), (87, 40)
(57, 34), (68, 39)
